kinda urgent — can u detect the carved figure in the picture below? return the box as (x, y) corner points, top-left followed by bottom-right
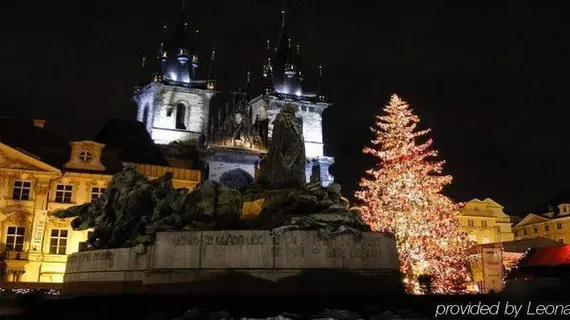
(258, 104), (306, 187)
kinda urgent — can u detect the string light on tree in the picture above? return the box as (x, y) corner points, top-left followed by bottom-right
(355, 94), (472, 294)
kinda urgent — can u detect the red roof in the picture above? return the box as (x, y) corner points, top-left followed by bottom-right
(526, 245), (570, 266)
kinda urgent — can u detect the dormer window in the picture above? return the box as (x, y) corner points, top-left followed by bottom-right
(78, 151), (93, 163)
(64, 141), (106, 172)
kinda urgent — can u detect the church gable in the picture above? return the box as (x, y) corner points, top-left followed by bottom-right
(515, 213), (550, 227)
(0, 142), (61, 173)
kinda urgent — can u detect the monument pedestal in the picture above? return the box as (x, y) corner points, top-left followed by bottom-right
(63, 230), (403, 296)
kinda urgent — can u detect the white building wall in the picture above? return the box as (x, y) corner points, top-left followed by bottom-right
(134, 83), (215, 145)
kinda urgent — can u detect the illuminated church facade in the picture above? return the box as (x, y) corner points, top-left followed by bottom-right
(133, 8), (335, 186)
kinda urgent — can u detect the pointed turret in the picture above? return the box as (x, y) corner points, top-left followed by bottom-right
(157, 7), (199, 85)
(294, 44), (303, 81)
(245, 69), (251, 99)
(316, 65), (326, 102)
(207, 46), (216, 90)
(262, 40), (274, 94)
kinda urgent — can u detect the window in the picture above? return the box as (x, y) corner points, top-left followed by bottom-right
(559, 238), (565, 244)
(468, 234), (477, 242)
(308, 107), (315, 112)
(55, 185), (73, 203)
(5, 226), (25, 251)
(12, 181), (31, 200)
(91, 187), (105, 201)
(557, 223), (563, 230)
(49, 229), (68, 255)
(78, 151), (93, 163)
(482, 236), (490, 244)
(545, 225), (550, 232)
(523, 229), (528, 235)
(481, 221), (488, 227)
(533, 227), (538, 234)
(175, 104), (186, 129)
(467, 220), (474, 227)
(514, 231), (518, 237)
(474, 207), (480, 212)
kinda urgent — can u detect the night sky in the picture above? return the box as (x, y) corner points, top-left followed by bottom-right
(1, 1), (569, 214)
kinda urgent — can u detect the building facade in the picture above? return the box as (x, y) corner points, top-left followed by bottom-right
(457, 198), (514, 244)
(512, 204), (570, 244)
(133, 9), (335, 186)
(0, 119), (200, 283)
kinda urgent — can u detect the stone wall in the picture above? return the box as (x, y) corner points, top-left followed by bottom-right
(63, 230), (401, 295)
(134, 83), (215, 145)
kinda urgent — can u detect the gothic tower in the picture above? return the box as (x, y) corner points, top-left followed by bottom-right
(133, 7), (217, 146)
(249, 10), (335, 186)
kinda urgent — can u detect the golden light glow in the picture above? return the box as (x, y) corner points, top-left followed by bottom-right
(355, 94), (472, 294)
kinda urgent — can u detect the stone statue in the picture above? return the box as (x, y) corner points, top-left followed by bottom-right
(53, 105), (371, 250)
(54, 165), (242, 250)
(258, 104), (306, 188)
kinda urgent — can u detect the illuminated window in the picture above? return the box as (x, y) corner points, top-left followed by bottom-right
(12, 181), (31, 200)
(91, 187), (105, 202)
(78, 151), (93, 163)
(55, 185), (73, 203)
(49, 229), (68, 255)
(557, 223), (563, 230)
(545, 225), (550, 232)
(482, 236), (490, 244)
(467, 220), (474, 227)
(481, 221), (488, 227)
(6, 226), (25, 251)
(468, 234), (477, 242)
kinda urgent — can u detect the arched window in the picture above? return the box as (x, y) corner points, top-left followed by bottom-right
(142, 104), (150, 127)
(176, 103), (186, 129)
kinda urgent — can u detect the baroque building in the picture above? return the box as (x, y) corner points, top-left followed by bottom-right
(0, 118), (200, 283)
(133, 9), (335, 186)
(457, 198), (514, 244)
(513, 203), (570, 244)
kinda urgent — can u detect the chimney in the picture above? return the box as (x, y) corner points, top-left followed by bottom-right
(33, 119), (46, 128)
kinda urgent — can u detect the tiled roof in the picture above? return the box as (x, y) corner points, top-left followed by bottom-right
(0, 117), (169, 173)
(94, 119), (168, 166)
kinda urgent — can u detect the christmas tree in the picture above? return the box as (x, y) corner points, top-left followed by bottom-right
(355, 94), (472, 294)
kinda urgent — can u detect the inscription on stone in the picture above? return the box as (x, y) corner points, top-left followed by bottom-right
(274, 231), (389, 269)
(200, 231), (273, 269)
(170, 233), (265, 246)
(171, 234), (201, 246)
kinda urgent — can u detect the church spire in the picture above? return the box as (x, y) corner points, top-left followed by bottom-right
(207, 46), (216, 90)
(262, 40), (274, 94)
(280, 9), (286, 29)
(316, 65), (325, 101)
(245, 69), (251, 98)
